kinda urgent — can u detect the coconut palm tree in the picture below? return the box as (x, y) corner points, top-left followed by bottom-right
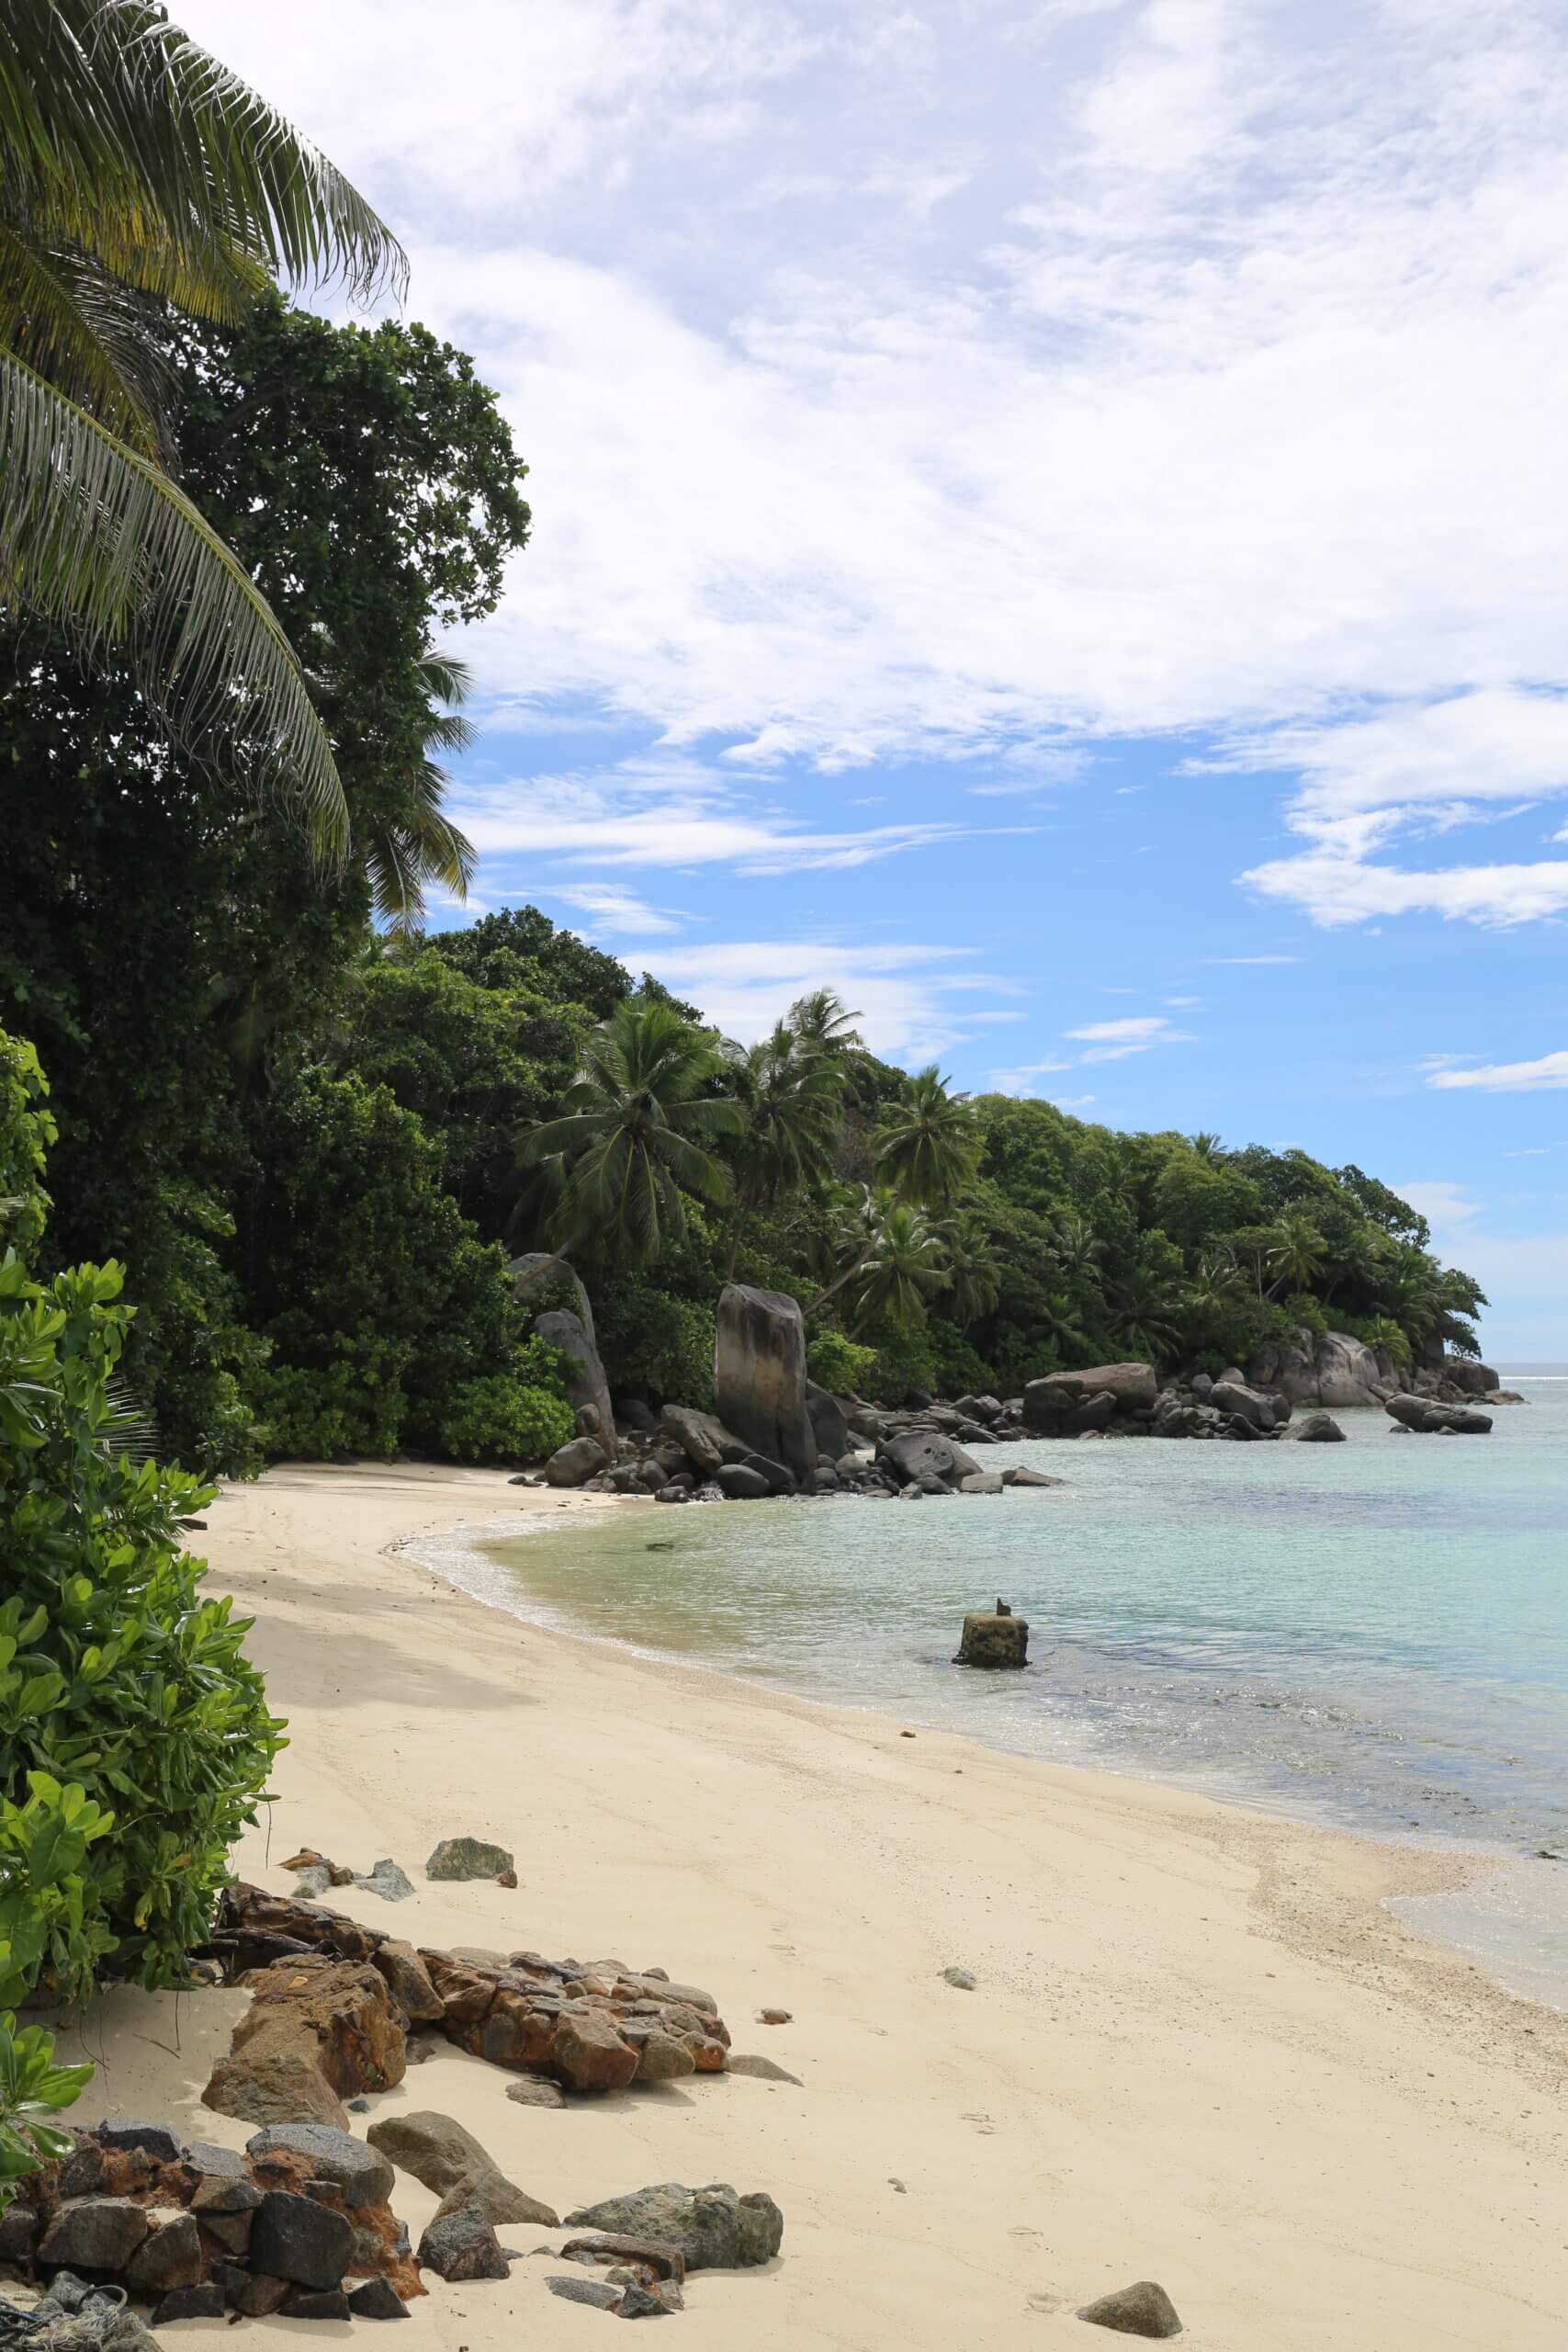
(0, 0), (405, 853)
(1107, 1261), (1182, 1363)
(358, 652), (476, 937)
(934, 1215), (1000, 1328)
(847, 1203), (950, 1335)
(518, 1000), (743, 1265)
(1050, 1212), (1105, 1285)
(1263, 1211), (1327, 1299)
(787, 988), (863, 1057)
(873, 1066), (978, 1207)
(722, 1020), (845, 1273)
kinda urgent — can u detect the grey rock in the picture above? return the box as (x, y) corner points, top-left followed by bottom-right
(366, 2110), (553, 2224)
(616, 2281), (676, 2316)
(425, 1836), (514, 1881)
(416, 2204), (509, 2284)
(189, 2174), (260, 2219)
(1002, 1465), (1063, 1487)
(95, 2121), (185, 2165)
(247, 2190), (354, 2290)
(725, 2052), (803, 2085)
(875, 1430), (980, 1487)
(716, 1461), (771, 1500)
(1023, 1363), (1156, 1425)
(434, 2172), (559, 2231)
(658, 1405), (748, 1475)
(1077, 2278), (1183, 2336)
(127, 2214), (203, 2296)
(0, 2201), (40, 2264)
(281, 2288), (352, 2321)
(957, 1472), (1005, 1495)
(347, 2278), (409, 2319)
(1208, 1380), (1274, 1429)
(1385, 1393), (1492, 1435)
(355, 1858), (414, 1903)
(38, 2198), (152, 2272)
(558, 2233), (685, 2284)
(615, 1396), (659, 1432)
(290, 1863), (335, 1898)
(804, 1382), (851, 1463)
(375, 1940), (444, 2024)
(564, 2183), (784, 2271)
(150, 2285), (227, 2325)
(246, 2124), (394, 2208)
(506, 2075), (567, 2109)
(546, 1433), (609, 1487)
(655, 1483), (689, 1504)
(224, 2271), (292, 2318)
(714, 1283), (817, 1487)
(536, 1306), (616, 1464)
(941, 1966), (977, 1990)
(1247, 1328), (1388, 1410)
(547, 2276), (623, 2311)
(1282, 1410), (1346, 1442)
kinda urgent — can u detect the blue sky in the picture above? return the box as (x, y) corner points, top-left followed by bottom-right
(187, 0), (1568, 1356)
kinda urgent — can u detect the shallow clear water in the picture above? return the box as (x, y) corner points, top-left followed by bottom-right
(418, 1372), (1568, 2005)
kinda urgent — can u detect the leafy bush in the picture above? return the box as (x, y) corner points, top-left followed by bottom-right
(429, 1374), (574, 1463)
(0, 2007), (93, 2216)
(593, 1274), (715, 1408)
(806, 1329), (877, 1395)
(925, 1318), (998, 1399)
(252, 1357), (402, 1460)
(0, 1033), (52, 1256)
(0, 1250), (284, 1995)
(859, 1316), (938, 1405)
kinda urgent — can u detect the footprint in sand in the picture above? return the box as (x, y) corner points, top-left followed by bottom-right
(1026, 2291), (1065, 2314)
(962, 2109), (996, 2135)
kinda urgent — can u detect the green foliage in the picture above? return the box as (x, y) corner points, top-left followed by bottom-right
(430, 1374), (575, 1464)
(858, 1317), (938, 1405)
(0, 1237), (284, 1996)
(592, 1274), (716, 1409)
(0, 1032), (53, 1256)
(806, 1330), (878, 1395)
(0, 1773), (115, 2013)
(0, 2007), (93, 2218)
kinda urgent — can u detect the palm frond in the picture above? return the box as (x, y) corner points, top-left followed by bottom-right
(0, 351), (348, 856)
(0, 221), (172, 456)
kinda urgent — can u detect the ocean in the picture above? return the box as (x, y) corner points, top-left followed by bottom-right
(418, 1370), (1568, 2007)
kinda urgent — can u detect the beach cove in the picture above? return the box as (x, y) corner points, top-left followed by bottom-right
(51, 1460), (1568, 2352)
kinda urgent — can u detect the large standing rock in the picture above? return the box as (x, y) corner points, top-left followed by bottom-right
(535, 1308), (615, 1464)
(1443, 1356), (1499, 1396)
(1207, 1380), (1275, 1430)
(204, 1957), (406, 2128)
(714, 1285), (817, 1487)
(562, 2183), (783, 2271)
(804, 1382), (851, 1464)
(1282, 1411), (1345, 1442)
(954, 1611), (1029, 1667)
(1022, 1364), (1156, 1428)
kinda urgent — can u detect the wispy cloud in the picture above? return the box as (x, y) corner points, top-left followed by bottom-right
(546, 883), (686, 934)
(1428, 1050), (1568, 1092)
(1064, 1014), (1196, 1063)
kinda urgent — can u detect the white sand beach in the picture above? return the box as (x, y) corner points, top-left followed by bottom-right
(50, 1464), (1568, 2351)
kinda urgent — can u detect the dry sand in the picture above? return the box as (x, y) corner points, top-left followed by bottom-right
(49, 1463), (1568, 2350)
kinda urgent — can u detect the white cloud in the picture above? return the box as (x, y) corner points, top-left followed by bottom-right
(1393, 1181), (1483, 1231)
(545, 883), (686, 934)
(1428, 1050), (1568, 1092)
(179, 0), (1568, 801)
(987, 1055), (1073, 1091)
(604, 937), (1003, 1059)
(1201, 955), (1302, 966)
(1064, 1013), (1196, 1062)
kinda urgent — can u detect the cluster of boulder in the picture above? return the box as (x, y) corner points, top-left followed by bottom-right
(0, 2116), (420, 2329)
(202, 1883), (734, 2124)
(513, 1264), (1512, 1492)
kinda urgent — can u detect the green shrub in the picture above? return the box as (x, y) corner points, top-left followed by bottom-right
(925, 1318), (998, 1399)
(593, 1274), (715, 1408)
(254, 1350), (408, 1460)
(806, 1329), (877, 1395)
(859, 1316), (937, 1405)
(0, 1250), (285, 1996)
(0, 1033), (52, 1257)
(428, 1374), (574, 1462)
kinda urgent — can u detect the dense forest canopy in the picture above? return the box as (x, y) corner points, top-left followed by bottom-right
(0, 298), (1483, 1476)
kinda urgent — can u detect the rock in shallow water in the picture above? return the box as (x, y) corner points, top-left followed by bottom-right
(954, 1611), (1029, 1668)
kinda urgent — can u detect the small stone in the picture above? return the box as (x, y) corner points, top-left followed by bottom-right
(355, 1859), (414, 1903)
(1077, 2278), (1184, 2337)
(425, 1837), (514, 1882)
(186, 2141), (246, 2181)
(225, 2271), (293, 2318)
(282, 2287), (353, 2320)
(291, 1863), (336, 1897)
(248, 2188), (354, 2290)
(726, 2053), (802, 2085)
(547, 2275), (622, 2310)
(151, 2285), (228, 2325)
(434, 2173), (559, 2231)
(191, 2174), (261, 2218)
(616, 2281), (674, 2316)
(557, 2235), (684, 2284)
(506, 2076), (566, 2110)
(756, 2008), (792, 2025)
(942, 1966), (977, 1990)
(96, 2120), (186, 2164)
(416, 2203), (510, 2283)
(497, 1869), (518, 1889)
(348, 2096), (370, 2113)
(347, 2278), (410, 2319)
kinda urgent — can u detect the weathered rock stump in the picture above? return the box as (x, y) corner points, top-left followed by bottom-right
(954, 1609), (1030, 1668)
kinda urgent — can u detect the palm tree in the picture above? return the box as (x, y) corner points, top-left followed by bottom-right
(1, 0), (405, 853)
(787, 989), (863, 1057)
(518, 1000), (742, 1265)
(848, 1204), (950, 1335)
(1050, 1212), (1105, 1284)
(874, 1066), (978, 1207)
(935, 1216), (999, 1327)
(359, 652), (477, 937)
(1107, 1261), (1182, 1362)
(1190, 1131), (1224, 1162)
(724, 1021), (845, 1273)
(1264, 1211), (1326, 1299)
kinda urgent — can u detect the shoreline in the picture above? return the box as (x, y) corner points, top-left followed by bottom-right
(51, 1461), (1568, 2350)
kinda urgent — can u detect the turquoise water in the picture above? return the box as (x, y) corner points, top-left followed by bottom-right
(420, 1372), (1568, 2002)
